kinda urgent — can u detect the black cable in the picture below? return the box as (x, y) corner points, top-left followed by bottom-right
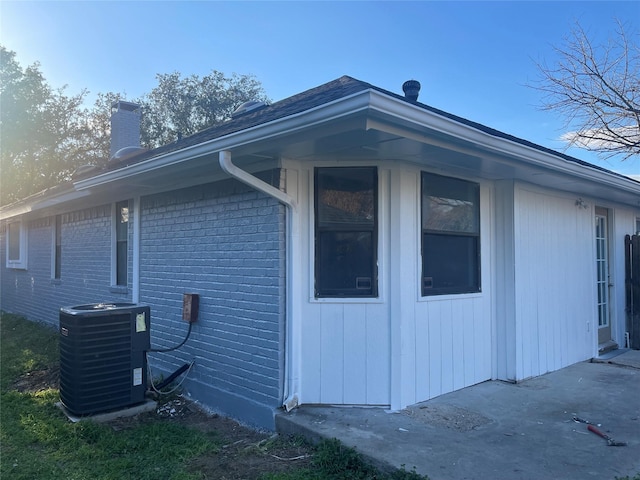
(147, 322), (193, 353)
(155, 363), (191, 390)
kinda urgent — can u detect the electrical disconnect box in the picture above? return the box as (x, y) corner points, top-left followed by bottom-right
(182, 293), (199, 323)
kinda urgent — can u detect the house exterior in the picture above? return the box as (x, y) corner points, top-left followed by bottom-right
(2, 76), (639, 429)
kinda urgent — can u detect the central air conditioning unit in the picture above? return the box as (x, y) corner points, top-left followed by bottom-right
(59, 303), (150, 415)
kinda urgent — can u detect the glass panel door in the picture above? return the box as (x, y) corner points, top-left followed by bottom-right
(595, 210), (610, 344)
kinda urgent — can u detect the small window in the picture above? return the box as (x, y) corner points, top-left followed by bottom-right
(53, 215), (62, 279)
(6, 221), (27, 269)
(315, 167), (378, 297)
(115, 200), (129, 286)
(636, 217), (640, 235)
(421, 172), (480, 296)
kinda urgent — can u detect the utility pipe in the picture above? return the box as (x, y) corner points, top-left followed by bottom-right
(218, 150), (300, 411)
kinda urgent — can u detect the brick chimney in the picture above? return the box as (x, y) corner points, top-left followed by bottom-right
(110, 101), (141, 158)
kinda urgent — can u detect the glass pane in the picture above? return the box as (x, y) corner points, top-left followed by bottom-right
(317, 168), (375, 227)
(55, 245), (62, 279)
(422, 173), (479, 233)
(8, 223), (20, 260)
(116, 202), (129, 242)
(317, 231), (373, 296)
(55, 216), (62, 245)
(423, 233), (479, 295)
(116, 241), (127, 286)
(54, 216), (62, 279)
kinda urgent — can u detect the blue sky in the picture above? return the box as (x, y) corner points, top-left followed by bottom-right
(1, 1), (638, 177)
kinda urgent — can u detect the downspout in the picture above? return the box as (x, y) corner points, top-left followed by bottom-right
(218, 150), (300, 412)
(132, 196), (141, 303)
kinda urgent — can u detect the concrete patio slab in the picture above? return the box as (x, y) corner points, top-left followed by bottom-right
(277, 355), (640, 480)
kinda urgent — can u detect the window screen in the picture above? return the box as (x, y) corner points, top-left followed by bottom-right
(116, 201), (129, 286)
(54, 215), (62, 279)
(315, 167), (377, 297)
(421, 172), (480, 296)
(8, 222), (21, 261)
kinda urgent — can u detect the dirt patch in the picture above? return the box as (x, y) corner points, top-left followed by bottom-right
(404, 403), (491, 432)
(11, 367), (313, 479)
(110, 397), (313, 479)
(12, 365), (60, 393)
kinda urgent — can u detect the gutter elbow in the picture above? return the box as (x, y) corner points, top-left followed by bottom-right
(218, 150), (296, 210)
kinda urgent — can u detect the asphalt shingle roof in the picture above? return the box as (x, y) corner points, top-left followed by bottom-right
(5, 75), (637, 213)
(103, 75), (635, 183)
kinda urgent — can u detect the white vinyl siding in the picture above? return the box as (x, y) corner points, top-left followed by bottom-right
(299, 163), (492, 410)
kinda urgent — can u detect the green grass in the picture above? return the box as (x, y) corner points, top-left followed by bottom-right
(0, 313), (428, 480)
(0, 313), (216, 480)
(263, 438), (426, 480)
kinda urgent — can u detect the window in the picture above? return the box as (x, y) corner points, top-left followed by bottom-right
(115, 200), (129, 286)
(53, 215), (62, 279)
(421, 172), (480, 296)
(315, 167), (378, 297)
(6, 221), (27, 269)
(636, 217), (640, 235)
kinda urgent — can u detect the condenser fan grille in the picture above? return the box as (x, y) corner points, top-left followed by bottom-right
(59, 304), (150, 415)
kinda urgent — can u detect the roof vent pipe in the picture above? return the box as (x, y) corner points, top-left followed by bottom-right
(402, 80), (421, 102)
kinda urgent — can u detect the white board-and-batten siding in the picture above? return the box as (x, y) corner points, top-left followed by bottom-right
(296, 164), (493, 410)
(511, 183), (595, 381)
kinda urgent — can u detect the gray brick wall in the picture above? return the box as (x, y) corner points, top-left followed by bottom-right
(1, 172), (286, 428)
(0, 205), (133, 326)
(140, 176), (286, 426)
(110, 102), (141, 157)
(1, 218), (55, 323)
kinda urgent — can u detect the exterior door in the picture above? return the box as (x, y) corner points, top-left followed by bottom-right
(595, 207), (613, 348)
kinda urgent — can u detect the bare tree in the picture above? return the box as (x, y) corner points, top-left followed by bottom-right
(533, 20), (640, 159)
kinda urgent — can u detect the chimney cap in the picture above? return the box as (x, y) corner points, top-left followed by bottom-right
(402, 80), (421, 102)
(111, 100), (141, 113)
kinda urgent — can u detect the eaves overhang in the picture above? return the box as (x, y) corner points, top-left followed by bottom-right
(364, 90), (640, 207)
(0, 186), (91, 221)
(4, 82), (639, 221)
(72, 90), (375, 193)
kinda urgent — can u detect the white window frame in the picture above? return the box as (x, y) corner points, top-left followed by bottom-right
(6, 221), (28, 269)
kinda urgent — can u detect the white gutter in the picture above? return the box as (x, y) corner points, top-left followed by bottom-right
(74, 91), (371, 192)
(0, 189), (91, 221)
(72, 85), (638, 200)
(219, 151), (300, 412)
(367, 91), (640, 196)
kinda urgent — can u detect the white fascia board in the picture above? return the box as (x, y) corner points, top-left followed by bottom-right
(367, 91), (640, 195)
(0, 189), (91, 221)
(74, 91), (374, 191)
